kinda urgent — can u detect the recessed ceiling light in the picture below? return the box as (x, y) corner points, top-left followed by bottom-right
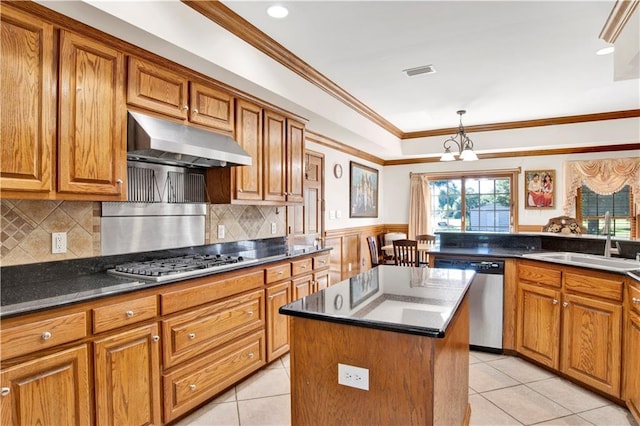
(267, 5), (289, 18)
(596, 46), (615, 55)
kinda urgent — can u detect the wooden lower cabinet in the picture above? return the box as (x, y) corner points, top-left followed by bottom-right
(625, 284), (640, 423)
(266, 281), (292, 362)
(516, 260), (625, 398)
(94, 323), (162, 426)
(292, 274), (314, 300)
(516, 282), (561, 369)
(162, 330), (265, 422)
(314, 268), (330, 291)
(561, 293), (622, 396)
(0, 345), (91, 426)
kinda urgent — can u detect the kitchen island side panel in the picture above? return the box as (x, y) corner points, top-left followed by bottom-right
(289, 297), (470, 426)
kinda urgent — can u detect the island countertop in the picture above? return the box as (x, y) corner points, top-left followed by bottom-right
(279, 265), (475, 338)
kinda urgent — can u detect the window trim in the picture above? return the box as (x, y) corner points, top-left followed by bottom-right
(424, 168), (520, 233)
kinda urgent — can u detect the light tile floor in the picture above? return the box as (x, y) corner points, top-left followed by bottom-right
(175, 351), (638, 426)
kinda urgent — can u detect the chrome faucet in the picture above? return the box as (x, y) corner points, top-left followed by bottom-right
(603, 211), (611, 257)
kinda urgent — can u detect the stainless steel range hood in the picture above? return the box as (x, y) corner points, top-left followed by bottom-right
(127, 111), (252, 168)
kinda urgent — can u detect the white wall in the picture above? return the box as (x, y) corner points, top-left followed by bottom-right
(308, 119), (639, 230)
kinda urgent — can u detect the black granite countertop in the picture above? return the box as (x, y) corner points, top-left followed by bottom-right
(0, 238), (330, 319)
(279, 266), (475, 338)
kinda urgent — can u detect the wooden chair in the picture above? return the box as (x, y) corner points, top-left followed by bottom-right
(393, 239), (420, 267)
(415, 234), (436, 266)
(367, 236), (394, 267)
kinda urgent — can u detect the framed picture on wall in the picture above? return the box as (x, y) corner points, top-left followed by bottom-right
(349, 162), (378, 218)
(524, 169), (555, 209)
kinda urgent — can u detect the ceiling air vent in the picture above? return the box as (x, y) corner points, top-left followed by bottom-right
(403, 64), (436, 77)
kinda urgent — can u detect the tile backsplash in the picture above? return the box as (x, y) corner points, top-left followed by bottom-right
(1, 199), (286, 266)
(1, 199), (98, 266)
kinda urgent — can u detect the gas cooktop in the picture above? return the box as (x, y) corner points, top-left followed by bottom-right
(108, 253), (259, 282)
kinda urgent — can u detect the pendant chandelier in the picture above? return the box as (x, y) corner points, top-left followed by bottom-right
(439, 110), (478, 162)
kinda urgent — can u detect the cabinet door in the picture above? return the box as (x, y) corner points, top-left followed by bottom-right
(314, 269), (330, 291)
(263, 110), (287, 202)
(342, 234), (361, 280)
(561, 293), (622, 397)
(286, 119), (305, 203)
(293, 275), (314, 300)
(516, 282), (560, 369)
(189, 82), (234, 132)
(127, 56), (188, 119)
(0, 345), (90, 426)
(94, 323), (162, 426)
(58, 31), (126, 197)
(0, 7), (55, 195)
(625, 312), (640, 423)
(234, 99), (263, 200)
(266, 281), (292, 362)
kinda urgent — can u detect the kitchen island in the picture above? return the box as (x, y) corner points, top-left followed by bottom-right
(280, 266), (474, 426)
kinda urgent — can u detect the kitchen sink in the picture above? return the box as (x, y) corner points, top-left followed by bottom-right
(522, 252), (640, 272)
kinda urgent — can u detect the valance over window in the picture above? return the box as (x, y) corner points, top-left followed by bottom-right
(563, 158), (640, 215)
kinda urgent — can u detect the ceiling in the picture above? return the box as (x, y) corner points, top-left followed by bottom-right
(35, 0), (639, 160)
(219, 1), (637, 133)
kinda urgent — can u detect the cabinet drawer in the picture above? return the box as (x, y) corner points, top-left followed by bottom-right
(265, 263), (291, 283)
(628, 283), (640, 315)
(564, 271), (624, 302)
(162, 289), (264, 368)
(162, 330), (265, 422)
(93, 295), (157, 333)
(291, 258), (312, 276)
(518, 262), (561, 288)
(161, 269), (263, 314)
(313, 254), (330, 270)
(1, 311), (87, 359)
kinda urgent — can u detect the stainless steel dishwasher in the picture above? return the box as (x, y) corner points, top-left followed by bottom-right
(433, 258), (504, 353)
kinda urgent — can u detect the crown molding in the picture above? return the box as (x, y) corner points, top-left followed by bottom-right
(600, 0), (639, 43)
(305, 131), (386, 166)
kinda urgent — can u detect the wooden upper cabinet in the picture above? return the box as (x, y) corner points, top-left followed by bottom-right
(127, 56), (189, 119)
(190, 81), (234, 133)
(57, 30), (126, 198)
(0, 6), (55, 196)
(234, 99), (263, 201)
(264, 110), (287, 202)
(287, 118), (305, 203)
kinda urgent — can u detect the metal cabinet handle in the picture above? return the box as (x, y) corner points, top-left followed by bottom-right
(41, 331), (52, 340)
(188, 333), (196, 340)
(319, 260), (326, 265)
(192, 108), (199, 114)
(248, 352), (254, 359)
(0, 387), (9, 396)
(277, 270), (283, 275)
(238, 188), (243, 193)
(116, 179), (123, 184)
(152, 335), (160, 342)
(182, 105), (189, 111)
(268, 296), (274, 300)
(125, 310), (134, 318)
(552, 299), (558, 305)
(301, 265), (307, 269)
(562, 302), (569, 308)
(189, 384), (196, 391)
(247, 311), (254, 316)
(632, 297), (639, 304)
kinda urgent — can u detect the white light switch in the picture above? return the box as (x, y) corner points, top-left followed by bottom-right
(329, 210), (336, 219)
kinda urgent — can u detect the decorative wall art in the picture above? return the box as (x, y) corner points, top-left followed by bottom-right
(350, 162), (379, 218)
(524, 169), (555, 209)
(350, 268), (379, 309)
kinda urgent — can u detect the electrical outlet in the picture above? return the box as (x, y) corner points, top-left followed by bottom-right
(52, 232), (67, 254)
(338, 363), (369, 391)
(271, 222), (277, 234)
(217, 225), (225, 239)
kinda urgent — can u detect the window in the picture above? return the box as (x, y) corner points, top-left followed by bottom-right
(429, 172), (515, 233)
(576, 185), (635, 238)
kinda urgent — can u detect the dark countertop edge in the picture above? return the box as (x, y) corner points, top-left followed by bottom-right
(278, 308), (445, 338)
(0, 247), (332, 319)
(429, 248), (640, 281)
